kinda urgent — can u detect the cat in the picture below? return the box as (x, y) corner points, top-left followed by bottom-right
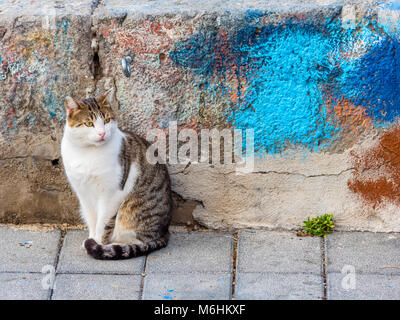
(61, 90), (172, 260)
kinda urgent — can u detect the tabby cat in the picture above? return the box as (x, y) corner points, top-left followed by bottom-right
(61, 90), (172, 260)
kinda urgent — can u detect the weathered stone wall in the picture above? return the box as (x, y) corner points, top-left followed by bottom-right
(0, 0), (95, 223)
(2, 0), (400, 231)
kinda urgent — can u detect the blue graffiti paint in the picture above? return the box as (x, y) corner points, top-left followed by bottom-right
(44, 87), (65, 121)
(53, 18), (71, 55)
(27, 114), (36, 125)
(338, 36), (400, 123)
(171, 20), (343, 153)
(229, 23), (342, 153)
(170, 13), (400, 153)
(170, 30), (219, 77)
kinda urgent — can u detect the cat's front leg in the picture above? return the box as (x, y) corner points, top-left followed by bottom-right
(94, 199), (120, 244)
(79, 200), (97, 248)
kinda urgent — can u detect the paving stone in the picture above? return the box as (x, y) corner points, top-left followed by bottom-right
(57, 230), (145, 274)
(235, 272), (323, 300)
(328, 273), (400, 300)
(52, 274), (142, 300)
(0, 273), (51, 300)
(146, 232), (234, 273)
(326, 232), (400, 274)
(237, 230), (322, 274)
(143, 273), (232, 300)
(0, 227), (60, 272)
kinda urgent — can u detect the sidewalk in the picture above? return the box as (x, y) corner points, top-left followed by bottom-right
(0, 225), (399, 300)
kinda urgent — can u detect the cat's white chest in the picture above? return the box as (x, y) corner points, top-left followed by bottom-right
(61, 138), (122, 194)
(70, 153), (119, 192)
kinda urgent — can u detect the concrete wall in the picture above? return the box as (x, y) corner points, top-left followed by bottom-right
(1, 0), (400, 231)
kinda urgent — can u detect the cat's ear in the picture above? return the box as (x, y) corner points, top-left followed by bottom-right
(65, 96), (79, 115)
(97, 89), (114, 106)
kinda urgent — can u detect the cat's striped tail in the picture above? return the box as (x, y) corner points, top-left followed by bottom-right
(84, 234), (169, 260)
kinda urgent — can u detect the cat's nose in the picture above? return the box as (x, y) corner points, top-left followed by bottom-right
(97, 131), (105, 138)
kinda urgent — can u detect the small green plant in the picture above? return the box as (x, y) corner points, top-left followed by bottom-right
(299, 214), (335, 237)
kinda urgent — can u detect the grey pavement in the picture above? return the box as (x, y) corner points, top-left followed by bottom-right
(57, 230), (145, 274)
(0, 227), (60, 273)
(0, 225), (399, 300)
(236, 230), (324, 300)
(52, 274), (143, 300)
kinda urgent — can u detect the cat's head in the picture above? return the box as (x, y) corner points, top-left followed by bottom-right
(64, 90), (117, 147)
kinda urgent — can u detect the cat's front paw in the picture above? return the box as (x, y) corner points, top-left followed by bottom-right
(81, 240), (87, 250)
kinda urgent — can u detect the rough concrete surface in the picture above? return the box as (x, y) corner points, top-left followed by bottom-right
(235, 272), (324, 300)
(0, 226), (60, 272)
(146, 231), (233, 273)
(0, 273), (51, 300)
(237, 230), (321, 273)
(2, 1), (400, 231)
(52, 274), (142, 300)
(327, 273), (400, 300)
(235, 230), (325, 299)
(143, 273), (232, 300)
(0, 0), (93, 225)
(326, 232), (400, 274)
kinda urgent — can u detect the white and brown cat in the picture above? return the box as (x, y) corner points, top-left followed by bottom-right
(61, 91), (172, 260)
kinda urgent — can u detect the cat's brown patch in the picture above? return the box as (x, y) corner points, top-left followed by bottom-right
(66, 96), (115, 127)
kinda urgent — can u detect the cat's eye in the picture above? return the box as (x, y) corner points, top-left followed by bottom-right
(84, 121), (94, 127)
(104, 118), (111, 124)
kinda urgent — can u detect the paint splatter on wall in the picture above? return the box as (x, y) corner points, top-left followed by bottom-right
(348, 126), (400, 208)
(227, 22), (341, 153)
(0, 16), (92, 135)
(170, 11), (400, 153)
(337, 26), (400, 124)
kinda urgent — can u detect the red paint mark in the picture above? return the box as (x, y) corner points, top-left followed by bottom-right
(324, 92), (372, 133)
(348, 126), (400, 208)
(214, 28), (229, 72)
(211, 28), (248, 105)
(99, 20), (175, 56)
(5, 107), (16, 129)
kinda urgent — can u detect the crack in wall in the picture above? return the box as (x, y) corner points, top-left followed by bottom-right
(89, 0), (104, 93)
(236, 167), (356, 178)
(171, 167), (356, 178)
(90, 0), (102, 15)
(0, 27), (6, 41)
(90, 37), (102, 83)
(89, 0), (122, 108)
(90, 20), (101, 85)
(116, 12), (128, 26)
(111, 76), (121, 110)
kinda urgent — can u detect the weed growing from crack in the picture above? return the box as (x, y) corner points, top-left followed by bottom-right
(298, 214), (335, 237)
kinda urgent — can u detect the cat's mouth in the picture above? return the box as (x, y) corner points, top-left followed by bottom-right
(96, 138), (105, 143)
